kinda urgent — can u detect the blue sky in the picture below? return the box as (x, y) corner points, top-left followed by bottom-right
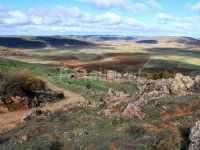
(0, 0), (200, 37)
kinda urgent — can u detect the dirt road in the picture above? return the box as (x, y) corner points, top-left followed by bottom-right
(0, 81), (85, 133)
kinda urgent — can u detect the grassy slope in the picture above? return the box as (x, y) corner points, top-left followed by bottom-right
(0, 57), (140, 94)
(1, 94), (200, 149)
(0, 57), (200, 149)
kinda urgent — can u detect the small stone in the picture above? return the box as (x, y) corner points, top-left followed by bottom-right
(20, 135), (28, 143)
(21, 109), (51, 122)
(122, 101), (144, 119)
(0, 105), (9, 113)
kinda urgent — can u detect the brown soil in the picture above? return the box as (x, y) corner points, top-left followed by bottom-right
(161, 100), (200, 120)
(62, 54), (148, 72)
(0, 81), (85, 133)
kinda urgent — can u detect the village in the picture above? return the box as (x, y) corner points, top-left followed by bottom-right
(61, 67), (137, 82)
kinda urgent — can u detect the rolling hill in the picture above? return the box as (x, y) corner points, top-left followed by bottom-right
(0, 36), (95, 49)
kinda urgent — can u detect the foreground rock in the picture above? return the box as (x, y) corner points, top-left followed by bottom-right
(137, 73), (199, 101)
(122, 101), (145, 119)
(170, 73), (194, 96)
(21, 109), (51, 121)
(189, 121), (200, 150)
(123, 73), (200, 119)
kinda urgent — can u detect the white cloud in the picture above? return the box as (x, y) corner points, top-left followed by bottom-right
(146, 0), (163, 10)
(3, 11), (28, 25)
(0, 5), (199, 36)
(0, 6), (148, 35)
(155, 12), (200, 35)
(81, 0), (162, 12)
(31, 17), (43, 25)
(81, 0), (126, 8)
(192, 1), (200, 12)
(156, 13), (175, 23)
(99, 12), (122, 24)
(173, 22), (193, 30)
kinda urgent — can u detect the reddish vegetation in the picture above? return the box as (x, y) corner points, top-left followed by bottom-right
(114, 56), (147, 66)
(161, 100), (200, 121)
(143, 123), (162, 133)
(61, 53), (148, 72)
(62, 60), (84, 68)
(5, 96), (29, 111)
(46, 55), (79, 61)
(81, 58), (147, 72)
(141, 99), (200, 149)
(92, 53), (132, 60)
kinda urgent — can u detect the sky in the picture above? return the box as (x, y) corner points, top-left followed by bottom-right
(0, 0), (200, 37)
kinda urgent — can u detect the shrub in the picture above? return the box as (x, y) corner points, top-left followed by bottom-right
(145, 70), (176, 80)
(0, 137), (9, 144)
(179, 127), (191, 150)
(0, 70), (47, 99)
(48, 141), (63, 150)
(126, 125), (146, 138)
(0, 70), (64, 110)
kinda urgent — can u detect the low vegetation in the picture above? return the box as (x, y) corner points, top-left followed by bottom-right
(0, 36), (200, 149)
(144, 70), (177, 80)
(0, 69), (64, 110)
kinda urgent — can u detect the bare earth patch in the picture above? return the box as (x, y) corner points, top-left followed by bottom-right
(0, 81), (85, 133)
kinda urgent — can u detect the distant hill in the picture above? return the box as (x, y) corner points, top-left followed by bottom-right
(0, 36), (95, 49)
(80, 35), (136, 41)
(134, 36), (200, 46)
(0, 36), (199, 49)
(35, 36), (95, 48)
(136, 40), (158, 44)
(173, 37), (200, 46)
(0, 37), (46, 49)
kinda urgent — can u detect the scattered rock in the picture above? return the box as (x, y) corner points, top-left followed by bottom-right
(21, 109), (51, 122)
(122, 101), (145, 119)
(189, 121), (200, 150)
(170, 73), (194, 96)
(137, 73), (198, 101)
(194, 75), (200, 89)
(21, 135), (28, 143)
(0, 105), (9, 113)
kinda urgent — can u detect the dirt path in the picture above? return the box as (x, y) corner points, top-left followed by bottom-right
(41, 81), (85, 111)
(0, 81), (85, 133)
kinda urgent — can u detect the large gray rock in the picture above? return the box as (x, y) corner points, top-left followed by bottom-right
(170, 73), (194, 96)
(137, 73), (197, 101)
(189, 121), (200, 150)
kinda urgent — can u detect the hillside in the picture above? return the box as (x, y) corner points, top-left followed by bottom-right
(0, 37), (46, 49)
(0, 36), (200, 150)
(0, 58), (200, 149)
(0, 36), (95, 49)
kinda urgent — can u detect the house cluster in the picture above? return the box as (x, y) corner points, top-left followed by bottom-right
(65, 67), (137, 82)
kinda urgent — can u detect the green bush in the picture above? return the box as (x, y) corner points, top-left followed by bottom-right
(0, 70), (46, 98)
(145, 70), (176, 80)
(126, 125), (146, 138)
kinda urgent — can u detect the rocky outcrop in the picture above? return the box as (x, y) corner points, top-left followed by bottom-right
(137, 73), (198, 101)
(170, 73), (194, 96)
(189, 121), (200, 150)
(122, 73), (200, 119)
